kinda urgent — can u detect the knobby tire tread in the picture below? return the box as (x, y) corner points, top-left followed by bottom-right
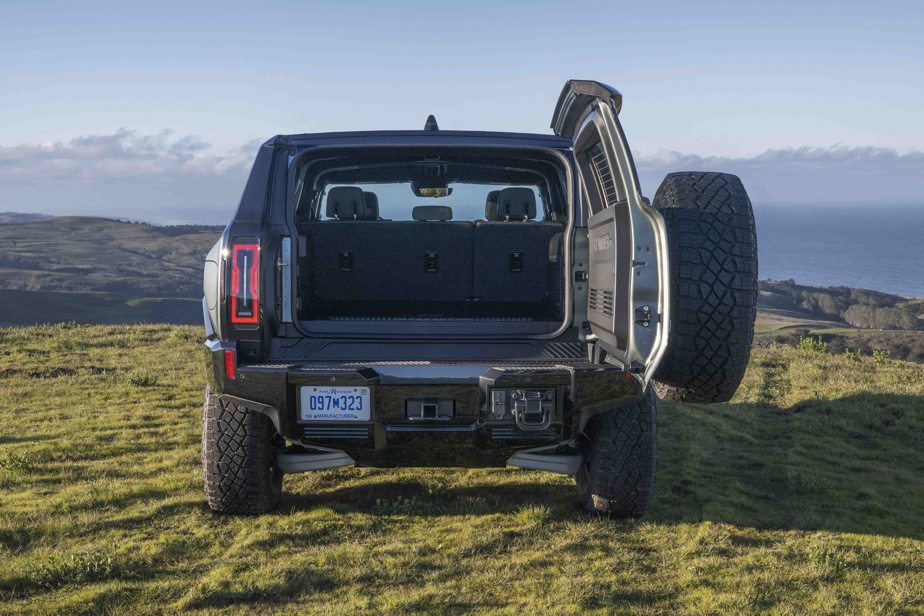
(578, 389), (657, 518)
(202, 388), (282, 514)
(652, 172), (758, 403)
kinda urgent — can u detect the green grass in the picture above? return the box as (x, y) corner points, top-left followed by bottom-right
(753, 310), (847, 334)
(2, 326), (924, 614)
(755, 324), (924, 364)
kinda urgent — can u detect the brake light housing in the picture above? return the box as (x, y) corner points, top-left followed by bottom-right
(230, 243), (260, 325)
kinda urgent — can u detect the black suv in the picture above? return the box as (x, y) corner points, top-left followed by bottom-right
(201, 79), (758, 516)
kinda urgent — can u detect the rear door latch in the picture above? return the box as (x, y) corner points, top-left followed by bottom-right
(634, 305), (652, 327)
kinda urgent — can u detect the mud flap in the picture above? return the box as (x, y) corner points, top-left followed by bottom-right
(577, 394), (643, 434)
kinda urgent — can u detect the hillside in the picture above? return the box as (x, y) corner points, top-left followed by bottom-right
(0, 212), (54, 224)
(0, 218), (922, 364)
(0, 217), (221, 326)
(0, 217), (222, 297)
(1, 325), (923, 613)
(755, 280), (924, 363)
(759, 279), (922, 330)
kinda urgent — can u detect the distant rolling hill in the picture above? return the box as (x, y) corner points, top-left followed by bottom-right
(0, 212), (54, 224)
(0, 217), (221, 326)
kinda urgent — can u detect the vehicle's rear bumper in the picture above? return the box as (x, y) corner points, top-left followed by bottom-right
(207, 345), (641, 468)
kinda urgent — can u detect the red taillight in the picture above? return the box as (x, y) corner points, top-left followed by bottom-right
(224, 349), (236, 380)
(230, 243), (259, 324)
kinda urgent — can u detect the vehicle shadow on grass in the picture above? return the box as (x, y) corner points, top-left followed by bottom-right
(280, 475), (580, 518)
(281, 392), (924, 540)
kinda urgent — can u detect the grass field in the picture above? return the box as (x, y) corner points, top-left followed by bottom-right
(2, 325), (924, 614)
(753, 310), (847, 334)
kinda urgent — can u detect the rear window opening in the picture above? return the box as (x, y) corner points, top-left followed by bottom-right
(288, 147), (572, 337)
(320, 182), (545, 222)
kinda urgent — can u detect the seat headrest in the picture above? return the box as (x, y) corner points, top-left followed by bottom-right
(496, 187), (537, 221)
(485, 190), (501, 221)
(362, 191), (379, 220)
(412, 205), (453, 221)
(326, 186), (367, 219)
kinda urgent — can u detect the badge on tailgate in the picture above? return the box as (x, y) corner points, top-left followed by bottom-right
(300, 386), (371, 421)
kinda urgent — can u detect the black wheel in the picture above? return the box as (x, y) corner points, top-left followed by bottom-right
(652, 172), (758, 403)
(576, 388), (657, 518)
(202, 387), (283, 514)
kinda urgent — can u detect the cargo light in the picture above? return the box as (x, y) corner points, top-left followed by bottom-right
(224, 349), (236, 380)
(230, 243), (260, 324)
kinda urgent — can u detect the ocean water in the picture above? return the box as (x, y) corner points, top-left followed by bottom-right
(753, 203), (924, 298)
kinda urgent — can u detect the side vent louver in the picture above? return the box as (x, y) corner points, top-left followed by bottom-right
(588, 288), (614, 317)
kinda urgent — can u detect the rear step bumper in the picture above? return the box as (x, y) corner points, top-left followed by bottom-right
(211, 356), (641, 470)
(506, 448), (585, 475)
(277, 449), (355, 473)
(277, 446), (585, 476)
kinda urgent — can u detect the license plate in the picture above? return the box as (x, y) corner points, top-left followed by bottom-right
(300, 386), (371, 421)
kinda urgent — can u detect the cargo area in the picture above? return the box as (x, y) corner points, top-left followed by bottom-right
(290, 147), (572, 335)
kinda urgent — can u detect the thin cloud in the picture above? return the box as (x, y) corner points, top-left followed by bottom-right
(0, 129), (253, 181)
(635, 146), (924, 203)
(1, 134), (921, 224)
(641, 145), (923, 169)
(0, 129), (257, 224)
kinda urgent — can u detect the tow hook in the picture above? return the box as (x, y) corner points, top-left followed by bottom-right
(511, 389), (554, 431)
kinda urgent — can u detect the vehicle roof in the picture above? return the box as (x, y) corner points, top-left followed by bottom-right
(279, 130), (574, 150)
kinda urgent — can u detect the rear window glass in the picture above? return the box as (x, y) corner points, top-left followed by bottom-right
(323, 183), (543, 221)
(289, 148), (568, 223)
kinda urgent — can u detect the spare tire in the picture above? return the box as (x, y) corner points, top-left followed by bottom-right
(652, 172), (758, 403)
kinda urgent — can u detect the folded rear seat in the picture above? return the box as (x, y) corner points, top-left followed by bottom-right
(309, 190), (474, 304)
(473, 188), (563, 303)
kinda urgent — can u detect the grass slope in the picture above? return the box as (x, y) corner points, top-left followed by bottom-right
(0, 289), (201, 328)
(0, 217), (221, 326)
(1, 326), (923, 614)
(0, 217), (220, 298)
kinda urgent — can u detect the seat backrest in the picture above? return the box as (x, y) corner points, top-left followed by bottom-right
(484, 190), (501, 221)
(307, 221), (474, 303)
(326, 186), (366, 220)
(362, 191), (380, 220)
(472, 220), (563, 302)
(496, 187), (537, 221)
(473, 187), (558, 303)
(412, 205), (453, 221)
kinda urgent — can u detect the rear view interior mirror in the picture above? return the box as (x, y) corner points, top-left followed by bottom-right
(411, 185), (453, 198)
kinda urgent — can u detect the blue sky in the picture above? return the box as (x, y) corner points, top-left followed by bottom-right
(0, 0), (922, 223)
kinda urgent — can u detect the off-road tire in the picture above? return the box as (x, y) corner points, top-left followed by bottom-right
(202, 387), (283, 514)
(652, 172), (758, 403)
(576, 388), (657, 517)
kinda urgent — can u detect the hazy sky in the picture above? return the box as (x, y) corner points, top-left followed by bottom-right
(1, 0), (921, 223)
